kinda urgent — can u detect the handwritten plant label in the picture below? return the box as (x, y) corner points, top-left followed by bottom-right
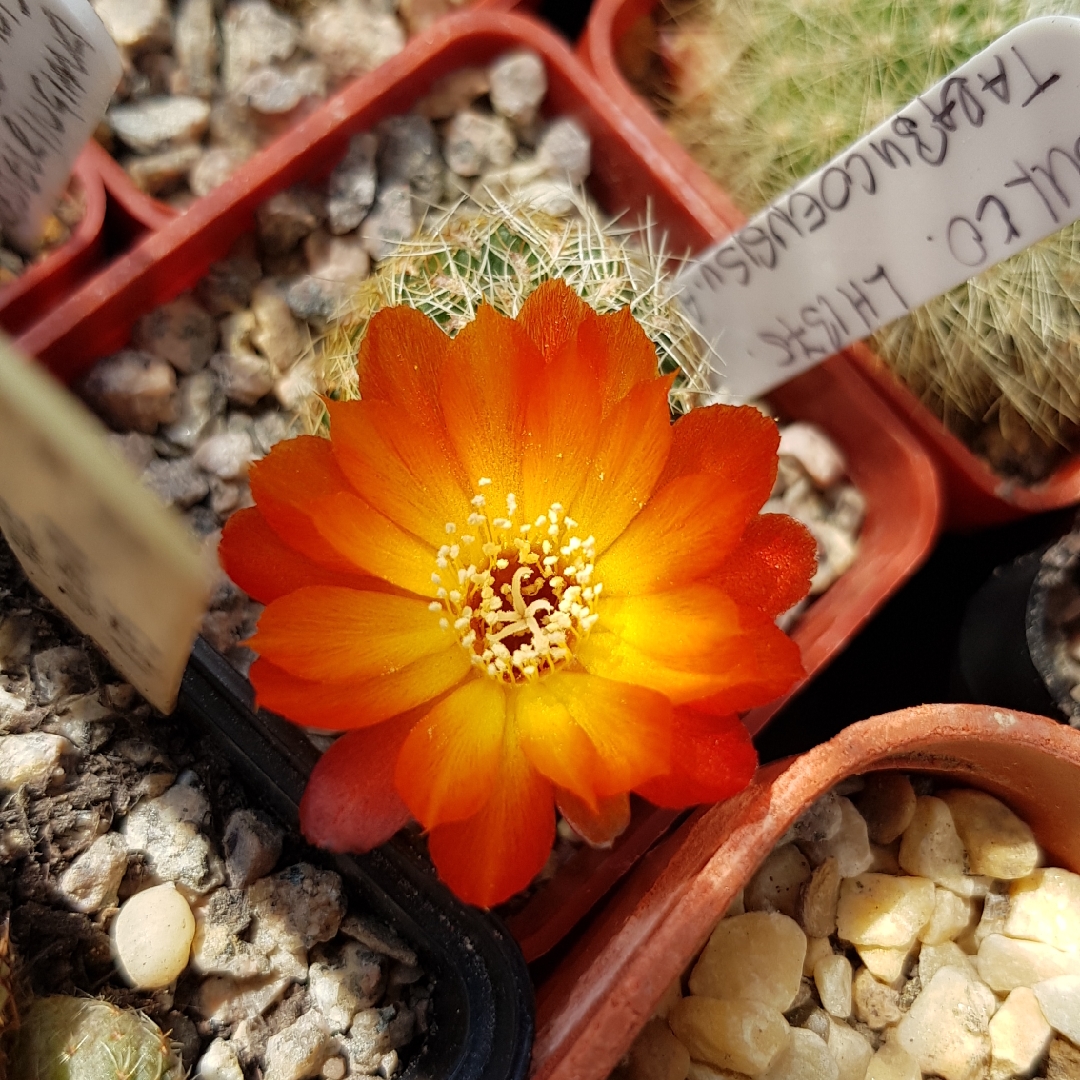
(679, 16), (1080, 399)
(0, 334), (214, 713)
(0, 0), (122, 252)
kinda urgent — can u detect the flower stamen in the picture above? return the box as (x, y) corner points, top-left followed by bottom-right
(432, 483), (602, 683)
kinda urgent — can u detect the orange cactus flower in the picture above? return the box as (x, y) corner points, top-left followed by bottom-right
(220, 279), (817, 908)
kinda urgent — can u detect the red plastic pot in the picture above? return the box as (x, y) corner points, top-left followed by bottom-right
(579, 0), (1080, 531)
(532, 703), (1080, 1080)
(0, 148), (106, 338)
(16, 8), (939, 963)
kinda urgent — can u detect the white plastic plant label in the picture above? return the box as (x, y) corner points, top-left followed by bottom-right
(678, 16), (1080, 400)
(0, 334), (214, 713)
(0, 0), (122, 252)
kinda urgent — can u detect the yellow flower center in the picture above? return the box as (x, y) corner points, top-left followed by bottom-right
(429, 479), (602, 683)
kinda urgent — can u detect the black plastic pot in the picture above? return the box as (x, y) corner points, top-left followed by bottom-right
(179, 637), (534, 1080)
(953, 531), (1080, 727)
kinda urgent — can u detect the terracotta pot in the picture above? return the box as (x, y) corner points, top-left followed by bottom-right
(532, 703), (1080, 1080)
(578, 0), (1080, 531)
(0, 147), (106, 338)
(14, 8), (938, 964)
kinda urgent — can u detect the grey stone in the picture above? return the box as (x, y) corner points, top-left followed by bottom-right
(377, 115), (442, 208)
(190, 148), (250, 197)
(92, 0), (170, 51)
(108, 431), (157, 472)
(80, 350), (179, 434)
(194, 431), (256, 479)
(489, 50), (547, 125)
(191, 886), (271, 978)
(251, 281), (307, 374)
(126, 145), (203, 195)
(172, 0), (219, 98)
(443, 110), (516, 177)
(133, 295), (218, 375)
(32, 645), (93, 703)
(305, 230), (370, 284)
(360, 183), (413, 261)
(162, 370), (226, 449)
(58, 832), (129, 913)
(223, 808), (283, 889)
(252, 410), (298, 455)
(310, 941), (384, 1032)
(326, 133), (377, 235)
(257, 188), (322, 256)
(196, 251), (263, 315)
(340, 914), (417, 966)
(303, 0), (404, 82)
(239, 61), (327, 115)
(537, 117), (591, 185)
(344, 1007), (396, 1075)
(109, 97), (211, 155)
(143, 456), (211, 509)
(209, 477), (248, 517)
(211, 350), (274, 406)
(195, 1037), (244, 1080)
(222, 0), (300, 92)
(274, 357), (317, 412)
(414, 65), (490, 120)
(121, 782), (226, 895)
(264, 1011), (333, 1080)
(0, 732), (72, 789)
(286, 276), (338, 324)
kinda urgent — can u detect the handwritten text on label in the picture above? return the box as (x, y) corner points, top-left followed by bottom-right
(678, 17), (1080, 399)
(0, 0), (120, 252)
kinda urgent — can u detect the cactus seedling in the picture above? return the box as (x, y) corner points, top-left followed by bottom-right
(316, 193), (711, 421)
(663, 0), (1080, 478)
(7, 996), (182, 1080)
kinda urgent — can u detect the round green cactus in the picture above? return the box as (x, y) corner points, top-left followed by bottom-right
(665, 0), (1080, 476)
(7, 997), (182, 1080)
(317, 197), (710, 421)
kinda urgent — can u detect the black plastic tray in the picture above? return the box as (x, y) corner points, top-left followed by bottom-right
(179, 636), (534, 1080)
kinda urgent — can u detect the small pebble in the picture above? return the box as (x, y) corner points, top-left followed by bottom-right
(0, 732), (71, 789)
(988, 986), (1053, 1080)
(938, 788), (1039, 880)
(1033, 974), (1080, 1044)
(669, 996), (790, 1077)
(1006, 868), (1080, 952)
(58, 832), (129, 913)
(112, 882), (196, 989)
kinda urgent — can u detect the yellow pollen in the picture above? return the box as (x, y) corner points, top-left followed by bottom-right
(432, 487), (602, 683)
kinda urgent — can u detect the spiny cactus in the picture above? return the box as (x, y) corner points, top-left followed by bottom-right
(664, 0), (1080, 476)
(315, 193), (710, 424)
(7, 996), (182, 1080)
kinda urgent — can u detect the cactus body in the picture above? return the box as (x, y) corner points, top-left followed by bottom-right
(317, 197), (709, 419)
(666, 0), (1080, 475)
(8, 996), (180, 1080)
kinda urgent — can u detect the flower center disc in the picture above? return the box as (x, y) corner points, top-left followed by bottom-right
(430, 483), (602, 683)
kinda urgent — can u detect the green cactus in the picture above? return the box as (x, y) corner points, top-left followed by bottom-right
(7, 997), (182, 1080)
(664, 0), (1080, 476)
(316, 196), (710, 424)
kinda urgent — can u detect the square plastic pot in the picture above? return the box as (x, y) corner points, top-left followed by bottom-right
(579, 0), (1080, 531)
(532, 702), (1080, 1080)
(15, 8), (938, 965)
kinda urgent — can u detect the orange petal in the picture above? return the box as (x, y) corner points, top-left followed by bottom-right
(249, 648), (470, 730)
(249, 436), (360, 573)
(299, 713), (414, 852)
(658, 403), (779, 509)
(556, 788), (631, 848)
(515, 672), (670, 808)
(635, 709), (757, 808)
(577, 304), (662, 417)
(439, 304), (535, 505)
(249, 586), (452, 683)
(516, 278), (592, 361)
(595, 473), (756, 595)
(578, 585), (804, 705)
(709, 514), (817, 618)
(312, 490), (437, 597)
(220, 507), (378, 604)
(395, 677), (507, 828)
(329, 398), (472, 549)
(519, 329), (603, 524)
(426, 722), (555, 908)
(356, 304), (450, 430)
(572, 375), (674, 555)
